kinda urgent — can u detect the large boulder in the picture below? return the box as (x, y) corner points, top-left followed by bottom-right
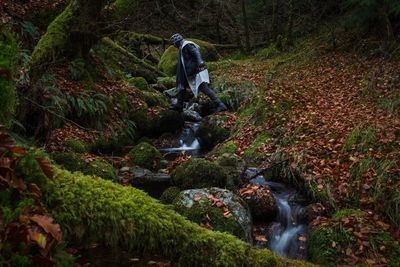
(160, 186), (181, 204)
(238, 184), (277, 219)
(129, 142), (162, 170)
(155, 110), (185, 135)
(127, 76), (149, 90)
(158, 39), (220, 76)
(171, 158), (229, 189)
(196, 114), (230, 150)
(173, 188), (253, 243)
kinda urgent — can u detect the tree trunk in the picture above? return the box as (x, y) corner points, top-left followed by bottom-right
(286, 0), (294, 46)
(241, 0), (251, 52)
(378, 1), (395, 46)
(44, 168), (314, 267)
(271, 0), (279, 40)
(29, 0), (107, 77)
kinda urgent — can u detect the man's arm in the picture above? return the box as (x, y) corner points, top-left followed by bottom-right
(186, 44), (205, 72)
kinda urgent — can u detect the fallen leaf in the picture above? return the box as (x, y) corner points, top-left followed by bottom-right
(30, 215), (62, 242)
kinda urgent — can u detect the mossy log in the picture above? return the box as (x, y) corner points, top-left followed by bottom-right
(99, 37), (166, 82)
(44, 169), (314, 266)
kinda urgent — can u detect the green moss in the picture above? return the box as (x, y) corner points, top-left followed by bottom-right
(255, 44), (279, 60)
(157, 76), (175, 89)
(30, 2), (73, 67)
(309, 211), (400, 266)
(331, 209), (364, 221)
(93, 37), (160, 83)
(171, 158), (229, 189)
(217, 153), (239, 167)
(83, 159), (117, 181)
(196, 115), (230, 150)
(155, 110), (184, 135)
(139, 89), (169, 108)
(128, 77), (148, 90)
(160, 187), (181, 204)
(213, 141), (237, 157)
(113, 0), (138, 17)
(50, 152), (85, 173)
(158, 39), (220, 76)
(305, 179), (337, 210)
(64, 139), (88, 153)
(243, 133), (272, 161)
(158, 46), (178, 76)
(129, 142), (162, 170)
(173, 192), (248, 241)
(0, 32), (19, 127)
(128, 109), (153, 136)
(43, 168), (313, 266)
(308, 226), (340, 266)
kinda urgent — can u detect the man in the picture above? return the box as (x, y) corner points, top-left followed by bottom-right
(169, 33), (227, 113)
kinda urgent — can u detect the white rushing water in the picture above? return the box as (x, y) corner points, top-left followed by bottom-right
(266, 182), (308, 259)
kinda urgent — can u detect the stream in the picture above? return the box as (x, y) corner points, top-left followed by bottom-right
(161, 120), (309, 260)
(245, 169), (308, 259)
(78, 115), (309, 265)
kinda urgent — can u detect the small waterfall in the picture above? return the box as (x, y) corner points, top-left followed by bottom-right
(159, 122), (202, 157)
(246, 169), (308, 260)
(266, 181), (308, 260)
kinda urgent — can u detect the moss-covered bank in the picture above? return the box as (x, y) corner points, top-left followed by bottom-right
(44, 169), (314, 266)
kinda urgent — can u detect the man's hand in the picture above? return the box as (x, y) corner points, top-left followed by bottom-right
(197, 62), (206, 73)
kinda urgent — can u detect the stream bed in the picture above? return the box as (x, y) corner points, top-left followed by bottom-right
(158, 120), (309, 260)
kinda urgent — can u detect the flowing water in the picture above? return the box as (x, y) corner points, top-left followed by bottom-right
(245, 169), (308, 260)
(160, 122), (309, 260)
(159, 122), (203, 159)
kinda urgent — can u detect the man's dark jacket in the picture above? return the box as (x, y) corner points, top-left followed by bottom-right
(176, 43), (204, 91)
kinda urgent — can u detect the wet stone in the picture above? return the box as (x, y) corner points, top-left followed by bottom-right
(239, 184), (277, 219)
(183, 110), (202, 122)
(173, 188), (253, 243)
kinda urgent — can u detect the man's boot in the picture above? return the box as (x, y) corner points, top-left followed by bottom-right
(170, 89), (185, 112)
(200, 83), (227, 113)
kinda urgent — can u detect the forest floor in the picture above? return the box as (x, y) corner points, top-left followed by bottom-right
(211, 45), (400, 265)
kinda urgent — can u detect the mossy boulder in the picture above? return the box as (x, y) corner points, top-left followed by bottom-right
(171, 158), (229, 189)
(139, 89), (169, 108)
(127, 76), (149, 90)
(129, 142), (162, 170)
(196, 114), (230, 150)
(217, 153), (239, 167)
(158, 39), (220, 76)
(44, 168), (313, 266)
(64, 139), (88, 153)
(308, 209), (400, 266)
(50, 152), (85, 172)
(173, 188), (252, 243)
(129, 109), (153, 136)
(83, 159), (117, 181)
(157, 76), (175, 89)
(160, 186), (181, 204)
(238, 184), (277, 219)
(155, 110), (184, 135)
